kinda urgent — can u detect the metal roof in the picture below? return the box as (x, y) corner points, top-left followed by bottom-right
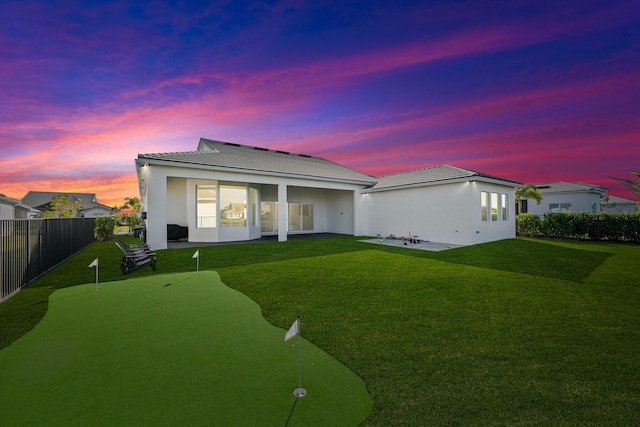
(368, 165), (523, 191)
(138, 138), (377, 185)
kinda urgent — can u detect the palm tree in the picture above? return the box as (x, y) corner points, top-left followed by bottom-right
(123, 197), (142, 215)
(515, 184), (543, 215)
(610, 171), (640, 200)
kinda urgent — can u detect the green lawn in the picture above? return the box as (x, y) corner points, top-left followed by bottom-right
(1, 236), (639, 425)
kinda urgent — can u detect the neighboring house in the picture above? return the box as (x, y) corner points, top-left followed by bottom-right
(0, 194), (39, 219)
(137, 138), (522, 250)
(21, 192), (112, 218)
(521, 182), (608, 216)
(601, 195), (639, 213)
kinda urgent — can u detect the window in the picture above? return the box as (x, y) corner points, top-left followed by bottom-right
(261, 202), (278, 233)
(481, 192), (488, 221)
(549, 203), (571, 213)
(491, 193), (499, 221)
(220, 185), (247, 227)
(481, 191), (508, 222)
(302, 204), (313, 230)
(501, 194), (508, 220)
(288, 203), (313, 231)
(196, 185), (216, 228)
(249, 188), (258, 226)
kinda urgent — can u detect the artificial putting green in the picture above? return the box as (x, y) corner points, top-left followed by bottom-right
(0, 271), (371, 426)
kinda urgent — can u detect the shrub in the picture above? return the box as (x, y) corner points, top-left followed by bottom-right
(94, 216), (116, 242)
(516, 213), (542, 237)
(517, 212), (640, 242)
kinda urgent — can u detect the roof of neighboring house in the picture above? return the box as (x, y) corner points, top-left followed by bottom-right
(0, 194), (40, 211)
(21, 191), (111, 212)
(138, 138), (377, 185)
(0, 194), (22, 205)
(535, 182), (608, 194)
(366, 165), (523, 192)
(604, 195), (638, 205)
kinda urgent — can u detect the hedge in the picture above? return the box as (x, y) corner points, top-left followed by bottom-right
(94, 216), (116, 242)
(516, 212), (640, 242)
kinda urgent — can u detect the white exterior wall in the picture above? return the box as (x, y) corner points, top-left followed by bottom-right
(526, 192), (602, 215)
(0, 201), (14, 220)
(82, 207), (111, 218)
(326, 190), (355, 235)
(357, 180), (516, 245)
(469, 181), (517, 244)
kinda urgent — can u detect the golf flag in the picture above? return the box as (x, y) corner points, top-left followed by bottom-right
(89, 258), (99, 289)
(284, 317), (300, 342)
(193, 250), (200, 274)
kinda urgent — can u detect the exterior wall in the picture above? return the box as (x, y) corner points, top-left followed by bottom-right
(525, 192), (602, 215)
(469, 181), (517, 244)
(357, 180), (516, 245)
(81, 207), (112, 218)
(326, 190), (355, 235)
(0, 201), (13, 220)
(602, 201), (639, 213)
(167, 177), (188, 225)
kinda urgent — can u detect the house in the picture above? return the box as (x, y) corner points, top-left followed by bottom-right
(21, 192), (112, 218)
(0, 194), (38, 219)
(520, 182), (608, 215)
(136, 138), (523, 250)
(601, 195), (639, 213)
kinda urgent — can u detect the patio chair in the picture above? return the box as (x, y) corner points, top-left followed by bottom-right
(115, 240), (157, 274)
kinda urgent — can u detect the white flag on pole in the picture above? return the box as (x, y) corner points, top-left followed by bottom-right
(284, 317), (300, 342)
(88, 258), (98, 268)
(192, 250), (199, 259)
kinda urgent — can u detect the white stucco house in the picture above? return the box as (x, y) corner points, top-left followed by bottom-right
(0, 194), (38, 219)
(520, 182), (608, 215)
(136, 138), (523, 250)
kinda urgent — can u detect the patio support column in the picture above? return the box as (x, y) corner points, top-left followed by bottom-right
(145, 167), (168, 250)
(277, 184), (288, 242)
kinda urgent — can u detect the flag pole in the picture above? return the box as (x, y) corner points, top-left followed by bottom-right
(293, 316), (306, 398)
(89, 258), (99, 291)
(192, 250), (200, 276)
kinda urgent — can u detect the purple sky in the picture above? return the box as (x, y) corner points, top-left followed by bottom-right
(1, 0), (639, 206)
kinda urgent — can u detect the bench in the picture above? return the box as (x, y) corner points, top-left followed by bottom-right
(115, 239), (157, 274)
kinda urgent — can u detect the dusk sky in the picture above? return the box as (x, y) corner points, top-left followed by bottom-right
(1, 0), (639, 207)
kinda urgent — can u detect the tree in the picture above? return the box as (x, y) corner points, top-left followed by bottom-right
(119, 197), (143, 233)
(123, 197), (142, 215)
(610, 171), (640, 202)
(515, 184), (543, 214)
(38, 195), (83, 218)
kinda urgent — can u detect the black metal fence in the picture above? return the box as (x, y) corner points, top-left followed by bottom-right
(1, 218), (96, 302)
